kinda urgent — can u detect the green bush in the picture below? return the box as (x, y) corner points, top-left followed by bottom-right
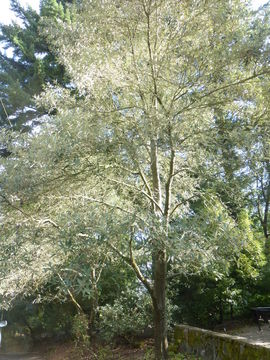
(99, 288), (152, 342)
(71, 312), (90, 346)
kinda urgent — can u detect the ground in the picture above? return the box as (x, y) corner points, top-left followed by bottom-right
(0, 355), (43, 360)
(0, 342), (199, 360)
(43, 343), (200, 360)
(42, 342), (149, 360)
(3, 321), (269, 360)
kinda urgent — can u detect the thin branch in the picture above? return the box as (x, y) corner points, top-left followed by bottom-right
(96, 105), (145, 115)
(164, 125), (175, 220)
(107, 177), (164, 214)
(107, 242), (131, 264)
(77, 233), (89, 238)
(41, 219), (60, 229)
(138, 166), (153, 198)
(0, 98), (12, 127)
(143, 0), (163, 111)
(0, 194), (30, 217)
(96, 257), (107, 284)
(61, 268), (83, 276)
(129, 232), (154, 297)
(256, 196), (263, 224)
(150, 139), (162, 214)
(260, 177), (267, 202)
(108, 234), (153, 298)
(170, 195), (196, 217)
(57, 272), (83, 313)
(173, 70), (270, 118)
(125, 21), (148, 111)
(80, 196), (148, 225)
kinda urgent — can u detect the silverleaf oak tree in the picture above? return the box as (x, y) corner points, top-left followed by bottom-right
(1, 1), (269, 359)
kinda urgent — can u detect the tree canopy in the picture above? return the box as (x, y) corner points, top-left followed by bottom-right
(0, 1), (270, 359)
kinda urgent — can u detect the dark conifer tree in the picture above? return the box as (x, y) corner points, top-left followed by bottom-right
(0, 0), (73, 130)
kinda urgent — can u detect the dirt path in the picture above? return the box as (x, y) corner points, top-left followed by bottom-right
(0, 354), (43, 360)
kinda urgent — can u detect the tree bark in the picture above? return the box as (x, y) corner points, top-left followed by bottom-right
(88, 295), (97, 333)
(153, 249), (168, 360)
(257, 177), (270, 255)
(219, 297), (223, 324)
(150, 133), (168, 359)
(89, 269), (99, 333)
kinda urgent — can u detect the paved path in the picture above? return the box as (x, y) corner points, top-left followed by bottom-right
(228, 325), (270, 348)
(0, 354), (43, 360)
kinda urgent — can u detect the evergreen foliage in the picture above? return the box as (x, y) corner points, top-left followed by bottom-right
(0, 0), (72, 130)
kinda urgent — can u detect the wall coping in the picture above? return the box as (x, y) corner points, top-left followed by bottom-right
(174, 324), (270, 359)
(175, 324), (270, 349)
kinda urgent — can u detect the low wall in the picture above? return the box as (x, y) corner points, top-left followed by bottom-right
(173, 324), (270, 360)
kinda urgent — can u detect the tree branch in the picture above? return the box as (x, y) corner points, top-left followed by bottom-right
(57, 272), (83, 313)
(107, 177), (164, 214)
(173, 70), (270, 118)
(0, 194), (30, 217)
(138, 165), (153, 198)
(80, 196), (148, 225)
(164, 125), (175, 221)
(41, 219), (60, 229)
(170, 195), (197, 217)
(129, 232), (154, 298)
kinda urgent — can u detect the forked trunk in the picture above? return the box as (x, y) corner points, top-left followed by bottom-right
(153, 249), (168, 360)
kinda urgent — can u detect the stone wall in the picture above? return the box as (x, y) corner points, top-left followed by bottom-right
(173, 324), (270, 360)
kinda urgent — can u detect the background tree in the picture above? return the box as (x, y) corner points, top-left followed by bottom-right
(0, 0), (73, 131)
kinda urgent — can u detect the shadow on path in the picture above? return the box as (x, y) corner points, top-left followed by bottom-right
(0, 354), (43, 360)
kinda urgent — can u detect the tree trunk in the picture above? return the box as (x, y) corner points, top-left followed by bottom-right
(88, 293), (98, 334)
(89, 269), (99, 334)
(219, 297), (223, 324)
(150, 135), (168, 359)
(264, 229), (270, 258)
(230, 304), (234, 320)
(153, 249), (168, 360)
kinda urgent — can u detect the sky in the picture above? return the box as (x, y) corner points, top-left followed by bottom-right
(0, 0), (40, 25)
(0, 0), (269, 25)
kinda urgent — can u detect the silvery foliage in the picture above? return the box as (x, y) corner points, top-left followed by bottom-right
(0, 0), (262, 305)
